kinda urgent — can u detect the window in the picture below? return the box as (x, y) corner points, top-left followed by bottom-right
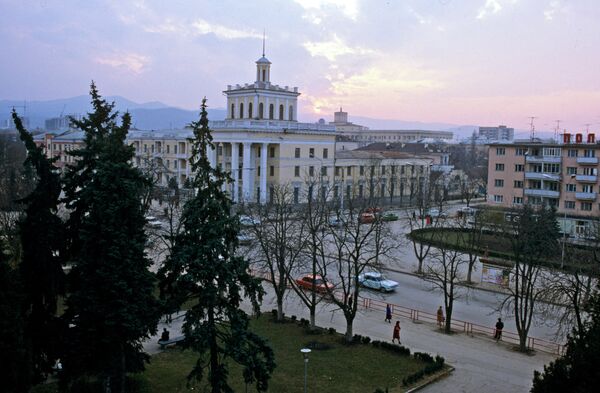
(515, 148), (526, 156)
(568, 149), (578, 157)
(174, 145), (178, 154)
(581, 202), (592, 211)
(166, 160), (170, 168)
(289, 105), (293, 121)
(323, 148), (328, 159)
(566, 184), (576, 192)
(513, 196), (523, 204)
(293, 187), (299, 204)
(543, 163), (560, 173)
(494, 179), (504, 187)
(270, 147), (275, 158)
(173, 161), (178, 169)
(294, 166), (300, 177)
(335, 167), (341, 176)
(381, 166), (386, 175)
(239, 103), (244, 118)
(584, 149), (595, 158)
(321, 166), (327, 176)
(231, 104), (235, 119)
(295, 147), (300, 158)
(269, 104), (274, 120)
(582, 185), (594, 193)
(257, 167), (260, 176)
(583, 167), (598, 176)
(259, 103), (264, 119)
(496, 147), (506, 155)
(543, 147), (561, 157)
(308, 185), (313, 201)
(359, 184), (364, 197)
(567, 167), (577, 175)
(565, 201), (575, 209)
(360, 166), (364, 176)
(514, 180), (523, 188)
(309, 166), (314, 176)
(144, 144), (147, 152)
(309, 148), (315, 158)
(269, 166), (274, 176)
(493, 195), (504, 203)
(248, 102), (253, 118)
(347, 167), (351, 176)
(495, 163), (505, 171)
(514, 164), (524, 172)
(279, 104), (284, 120)
(166, 145), (170, 154)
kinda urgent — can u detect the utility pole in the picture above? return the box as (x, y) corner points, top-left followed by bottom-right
(529, 116), (537, 140)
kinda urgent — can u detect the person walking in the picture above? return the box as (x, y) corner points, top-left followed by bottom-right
(385, 304), (392, 323)
(392, 321), (401, 344)
(437, 306), (445, 328)
(494, 318), (504, 341)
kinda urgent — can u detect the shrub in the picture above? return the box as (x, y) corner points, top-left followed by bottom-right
(328, 327), (336, 335)
(352, 334), (363, 344)
(402, 354), (445, 386)
(291, 315), (297, 321)
(413, 352), (434, 363)
(373, 389), (389, 393)
(361, 336), (371, 344)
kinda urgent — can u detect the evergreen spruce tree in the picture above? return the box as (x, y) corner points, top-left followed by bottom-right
(13, 110), (66, 385)
(531, 286), (600, 392)
(159, 98), (275, 392)
(0, 242), (28, 393)
(61, 84), (160, 392)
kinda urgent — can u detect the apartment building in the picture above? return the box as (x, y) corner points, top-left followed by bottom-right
(487, 133), (600, 237)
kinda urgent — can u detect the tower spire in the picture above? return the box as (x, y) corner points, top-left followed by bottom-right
(262, 29), (265, 57)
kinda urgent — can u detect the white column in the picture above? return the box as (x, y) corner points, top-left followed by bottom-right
(260, 143), (268, 203)
(231, 142), (240, 202)
(242, 142), (252, 202)
(249, 145), (257, 202)
(253, 95), (258, 119)
(275, 98), (280, 120)
(243, 96), (248, 119)
(284, 99), (289, 121)
(265, 97), (270, 119)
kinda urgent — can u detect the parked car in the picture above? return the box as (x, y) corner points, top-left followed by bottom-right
(145, 216), (163, 229)
(427, 208), (447, 218)
(295, 274), (334, 294)
(329, 216), (344, 228)
(359, 212), (376, 224)
(381, 212), (399, 222)
(239, 215), (261, 227)
(363, 207), (383, 214)
(237, 231), (254, 245)
(358, 272), (399, 292)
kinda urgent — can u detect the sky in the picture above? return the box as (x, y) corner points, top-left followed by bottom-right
(1, 0), (600, 131)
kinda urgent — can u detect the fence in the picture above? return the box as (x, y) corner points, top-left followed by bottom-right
(361, 296), (566, 356)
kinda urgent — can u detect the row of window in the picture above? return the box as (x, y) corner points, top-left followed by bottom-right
(496, 147), (597, 157)
(493, 195), (596, 211)
(230, 102), (294, 121)
(138, 143), (186, 155)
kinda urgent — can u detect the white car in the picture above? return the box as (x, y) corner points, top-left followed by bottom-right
(239, 215), (261, 227)
(427, 208), (447, 218)
(358, 272), (399, 293)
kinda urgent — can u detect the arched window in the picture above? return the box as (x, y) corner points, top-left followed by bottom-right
(269, 104), (274, 120)
(239, 103), (244, 119)
(231, 104), (235, 119)
(248, 102), (253, 118)
(262, 69), (266, 81)
(288, 105), (294, 121)
(259, 103), (264, 119)
(279, 105), (284, 120)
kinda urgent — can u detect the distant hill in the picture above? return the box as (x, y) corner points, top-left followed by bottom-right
(0, 96), (226, 130)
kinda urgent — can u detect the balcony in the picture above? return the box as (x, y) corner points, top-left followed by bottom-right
(524, 189), (560, 198)
(524, 172), (560, 181)
(577, 157), (598, 165)
(575, 175), (598, 183)
(575, 192), (597, 201)
(526, 156), (561, 164)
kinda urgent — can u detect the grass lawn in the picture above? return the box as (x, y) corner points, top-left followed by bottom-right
(144, 315), (431, 393)
(31, 315), (443, 393)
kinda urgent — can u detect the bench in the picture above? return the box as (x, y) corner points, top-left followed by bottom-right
(158, 335), (185, 349)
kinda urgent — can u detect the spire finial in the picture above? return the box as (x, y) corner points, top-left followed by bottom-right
(262, 29), (265, 57)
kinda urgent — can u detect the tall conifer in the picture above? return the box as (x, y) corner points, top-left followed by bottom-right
(61, 84), (160, 392)
(159, 99), (274, 392)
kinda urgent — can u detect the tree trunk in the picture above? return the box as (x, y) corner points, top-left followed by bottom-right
(344, 320), (353, 342)
(209, 308), (220, 393)
(276, 298), (284, 322)
(309, 306), (316, 330)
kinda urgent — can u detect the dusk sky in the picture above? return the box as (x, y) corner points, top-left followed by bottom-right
(1, 0), (599, 131)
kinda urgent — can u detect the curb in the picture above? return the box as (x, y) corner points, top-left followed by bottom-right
(405, 366), (455, 393)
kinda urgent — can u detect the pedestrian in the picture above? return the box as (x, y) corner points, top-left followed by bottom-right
(412, 211), (416, 220)
(494, 318), (504, 341)
(437, 306), (445, 328)
(385, 304), (392, 323)
(160, 327), (170, 342)
(392, 321), (401, 344)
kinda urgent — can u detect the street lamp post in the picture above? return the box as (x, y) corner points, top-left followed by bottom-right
(301, 348), (311, 393)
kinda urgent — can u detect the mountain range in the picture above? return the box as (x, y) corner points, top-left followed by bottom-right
(1, 95), (537, 140)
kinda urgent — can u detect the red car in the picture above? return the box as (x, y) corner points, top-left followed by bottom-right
(359, 212), (376, 224)
(364, 207), (382, 214)
(295, 275), (334, 294)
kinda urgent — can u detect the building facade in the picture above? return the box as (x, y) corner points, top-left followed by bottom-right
(487, 134), (600, 236)
(479, 125), (514, 141)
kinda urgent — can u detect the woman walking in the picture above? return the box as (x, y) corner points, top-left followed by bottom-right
(392, 321), (401, 344)
(385, 304), (392, 323)
(437, 306), (445, 329)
